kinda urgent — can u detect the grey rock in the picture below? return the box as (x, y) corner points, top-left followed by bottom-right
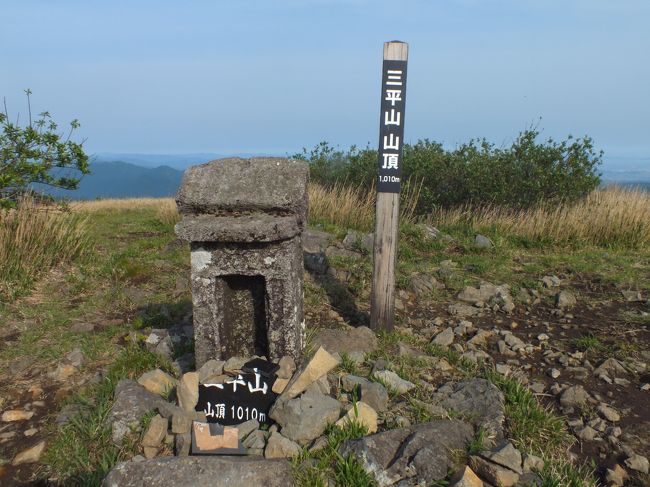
(410, 274), (445, 295)
(304, 250), (328, 274)
(107, 380), (165, 445)
(311, 326), (379, 356)
(156, 401), (183, 419)
(559, 385), (591, 409)
(342, 230), (374, 253)
(65, 348), (85, 367)
(341, 374), (389, 413)
(102, 456), (294, 487)
(174, 433), (191, 456)
(474, 234), (493, 248)
(621, 290), (643, 302)
(597, 404), (620, 422)
(449, 465), (484, 486)
(325, 246), (363, 260)
(236, 419), (260, 440)
(457, 282), (512, 310)
(270, 387), (341, 445)
(277, 356), (296, 380)
(461, 350), (491, 364)
(625, 453), (649, 474)
(576, 426), (598, 441)
(223, 356), (248, 373)
(153, 337), (174, 361)
(177, 372), (199, 413)
(540, 275), (561, 288)
(171, 411), (192, 435)
(480, 442), (523, 474)
(430, 379), (505, 443)
(197, 359), (225, 384)
(470, 455), (519, 486)
(137, 369), (177, 396)
(504, 333), (526, 351)
(523, 453), (544, 473)
(431, 327), (454, 348)
(141, 414), (168, 448)
(341, 420), (473, 486)
(594, 358), (627, 379)
(605, 464), (628, 486)
(467, 329), (493, 349)
(373, 370), (415, 394)
(243, 430), (266, 449)
(420, 225), (454, 242)
(555, 290), (577, 309)
(303, 229), (332, 253)
(448, 303), (480, 317)
(264, 431), (301, 459)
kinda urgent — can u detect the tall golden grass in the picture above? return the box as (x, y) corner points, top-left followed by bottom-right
(72, 197), (180, 226)
(0, 197), (91, 300)
(429, 186), (650, 247)
(72, 197), (174, 212)
(308, 180), (421, 231)
(154, 198), (180, 226)
(68, 185), (650, 249)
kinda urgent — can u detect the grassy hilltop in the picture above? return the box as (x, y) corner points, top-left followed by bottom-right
(0, 183), (649, 485)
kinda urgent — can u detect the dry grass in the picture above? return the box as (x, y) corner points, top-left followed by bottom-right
(66, 185), (649, 248)
(0, 197), (91, 300)
(153, 198), (180, 226)
(429, 186), (650, 248)
(70, 182), (421, 233)
(72, 197), (180, 226)
(72, 197), (175, 212)
(308, 180), (421, 231)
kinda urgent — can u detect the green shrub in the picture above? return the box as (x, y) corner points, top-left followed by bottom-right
(293, 128), (602, 212)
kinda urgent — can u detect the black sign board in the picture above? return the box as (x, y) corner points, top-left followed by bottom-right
(195, 358), (278, 426)
(377, 59), (408, 193)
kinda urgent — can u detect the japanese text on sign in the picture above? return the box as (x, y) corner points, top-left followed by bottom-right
(377, 61), (408, 193)
(196, 360), (278, 427)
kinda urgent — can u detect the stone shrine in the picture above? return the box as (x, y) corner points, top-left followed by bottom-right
(175, 157), (308, 367)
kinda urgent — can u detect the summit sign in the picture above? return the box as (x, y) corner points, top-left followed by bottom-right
(377, 59), (408, 193)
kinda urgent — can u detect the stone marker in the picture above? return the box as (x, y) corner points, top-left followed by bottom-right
(102, 456), (294, 487)
(175, 158), (309, 367)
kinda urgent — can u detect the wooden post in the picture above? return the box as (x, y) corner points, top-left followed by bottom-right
(370, 41), (408, 332)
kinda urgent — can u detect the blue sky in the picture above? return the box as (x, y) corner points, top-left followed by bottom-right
(2, 0), (649, 165)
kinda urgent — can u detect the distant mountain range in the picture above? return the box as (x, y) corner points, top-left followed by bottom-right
(37, 152), (281, 200)
(92, 152), (277, 170)
(35, 161), (184, 200)
(33, 153), (648, 201)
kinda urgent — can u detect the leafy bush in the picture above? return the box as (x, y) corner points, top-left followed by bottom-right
(1, 90), (89, 208)
(293, 128), (602, 213)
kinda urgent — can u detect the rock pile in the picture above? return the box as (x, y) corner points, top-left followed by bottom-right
(98, 290), (650, 487)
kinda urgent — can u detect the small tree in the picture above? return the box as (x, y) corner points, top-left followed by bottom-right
(1, 90), (89, 208)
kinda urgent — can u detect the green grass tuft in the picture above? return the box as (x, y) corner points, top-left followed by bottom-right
(293, 421), (372, 487)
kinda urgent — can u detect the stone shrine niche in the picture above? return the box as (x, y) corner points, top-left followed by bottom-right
(175, 157), (308, 368)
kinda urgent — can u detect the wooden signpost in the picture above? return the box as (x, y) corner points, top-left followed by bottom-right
(370, 41), (408, 332)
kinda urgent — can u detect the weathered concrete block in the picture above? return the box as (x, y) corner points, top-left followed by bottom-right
(176, 158), (308, 367)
